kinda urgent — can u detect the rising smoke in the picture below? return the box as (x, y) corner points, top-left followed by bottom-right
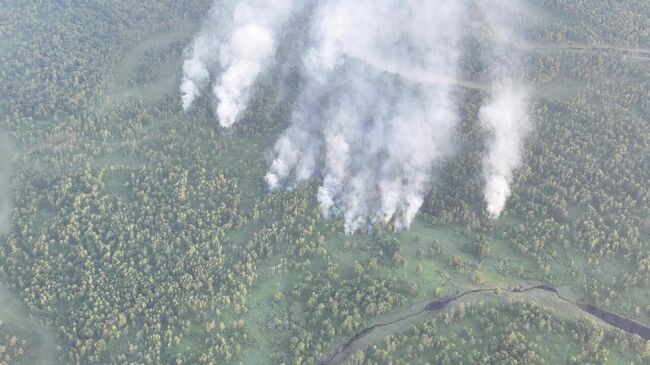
(266, 0), (464, 233)
(478, 0), (531, 218)
(181, 0), (298, 127)
(181, 0), (531, 232)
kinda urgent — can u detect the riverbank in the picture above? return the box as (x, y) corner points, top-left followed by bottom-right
(318, 283), (650, 365)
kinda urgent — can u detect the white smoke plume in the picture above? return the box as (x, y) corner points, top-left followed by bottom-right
(480, 84), (530, 218)
(265, 0), (464, 233)
(479, 0), (531, 219)
(182, 0), (533, 232)
(181, 0), (297, 127)
(0, 132), (15, 235)
(180, 4), (230, 111)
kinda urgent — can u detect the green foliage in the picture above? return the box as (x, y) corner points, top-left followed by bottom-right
(0, 321), (28, 365)
(0, 0), (648, 364)
(355, 302), (648, 365)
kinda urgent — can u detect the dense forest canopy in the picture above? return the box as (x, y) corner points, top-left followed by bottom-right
(0, 0), (648, 364)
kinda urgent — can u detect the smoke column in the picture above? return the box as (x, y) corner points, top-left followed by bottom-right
(180, 4), (229, 111)
(0, 132), (14, 235)
(480, 84), (529, 218)
(479, 0), (531, 218)
(181, 0), (297, 127)
(182, 0), (534, 232)
(266, 0), (464, 233)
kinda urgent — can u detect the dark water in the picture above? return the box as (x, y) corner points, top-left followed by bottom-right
(318, 284), (650, 365)
(577, 303), (650, 340)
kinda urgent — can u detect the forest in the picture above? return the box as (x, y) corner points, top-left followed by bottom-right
(0, 0), (649, 364)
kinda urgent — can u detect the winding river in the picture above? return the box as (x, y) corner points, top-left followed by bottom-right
(317, 284), (650, 365)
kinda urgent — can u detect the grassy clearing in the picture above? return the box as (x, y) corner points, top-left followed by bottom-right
(240, 259), (294, 365)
